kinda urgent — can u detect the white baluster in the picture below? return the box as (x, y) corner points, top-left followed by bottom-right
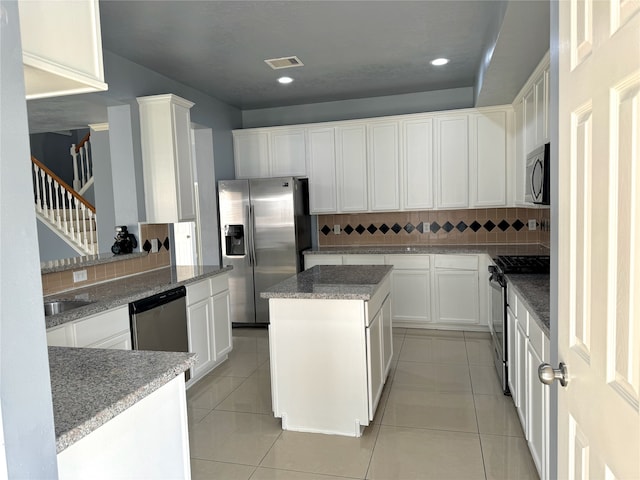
(67, 193), (75, 238)
(39, 169), (47, 217)
(63, 191), (71, 233)
(34, 164), (42, 213)
(84, 142), (92, 180)
(80, 204), (88, 249)
(70, 144), (80, 191)
(88, 210), (96, 253)
(74, 199), (82, 246)
(46, 174), (54, 221)
(79, 148), (86, 188)
(52, 180), (61, 227)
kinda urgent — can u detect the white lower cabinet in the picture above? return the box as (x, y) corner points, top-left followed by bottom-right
(186, 273), (232, 384)
(433, 255), (480, 326)
(305, 253), (485, 330)
(508, 285), (550, 480)
(46, 306), (131, 350)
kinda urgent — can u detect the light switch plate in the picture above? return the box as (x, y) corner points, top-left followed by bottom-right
(150, 238), (159, 253)
(423, 222), (430, 233)
(73, 270), (88, 283)
(528, 219), (537, 231)
(333, 224), (341, 234)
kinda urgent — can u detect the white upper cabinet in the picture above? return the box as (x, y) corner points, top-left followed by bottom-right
(138, 94), (196, 223)
(233, 127), (307, 179)
(435, 115), (469, 208)
(19, 0), (108, 100)
(307, 127), (337, 213)
(401, 117), (434, 210)
(233, 130), (270, 178)
(470, 109), (508, 207)
(336, 124), (368, 212)
(368, 121), (400, 211)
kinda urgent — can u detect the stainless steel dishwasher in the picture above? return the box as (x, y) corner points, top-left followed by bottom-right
(129, 286), (190, 380)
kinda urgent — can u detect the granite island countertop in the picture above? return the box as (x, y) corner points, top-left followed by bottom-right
(45, 265), (232, 329)
(49, 346), (195, 453)
(505, 273), (550, 336)
(261, 265), (393, 300)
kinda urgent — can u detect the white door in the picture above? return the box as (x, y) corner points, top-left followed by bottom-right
(556, 2), (639, 479)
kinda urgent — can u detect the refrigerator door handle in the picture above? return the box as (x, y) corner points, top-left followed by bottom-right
(246, 205), (254, 266)
(249, 204), (257, 266)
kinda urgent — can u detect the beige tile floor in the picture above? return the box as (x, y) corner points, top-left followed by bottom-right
(187, 327), (539, 480)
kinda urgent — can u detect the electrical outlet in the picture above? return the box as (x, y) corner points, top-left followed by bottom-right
(73, 270), (88, 283)
(333, 224), (341, 235)
(423, 222), (430, 233)
(150, 238), (159, 253)
(528, 219), (537, 231)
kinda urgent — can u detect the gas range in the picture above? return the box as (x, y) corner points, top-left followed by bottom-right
(493, 255), (550, 275)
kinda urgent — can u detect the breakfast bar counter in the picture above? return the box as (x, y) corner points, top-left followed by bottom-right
(261, 265), (393, 437)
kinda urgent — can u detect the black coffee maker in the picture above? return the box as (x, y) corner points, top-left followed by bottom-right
(111, 226), (138, 255)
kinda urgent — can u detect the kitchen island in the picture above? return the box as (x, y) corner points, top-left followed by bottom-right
(261, 265), (393, 437)
(51, 346), (195, 478)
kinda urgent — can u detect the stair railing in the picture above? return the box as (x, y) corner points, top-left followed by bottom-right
(32, 155), (97, 254)
(70, 132), (92, 193)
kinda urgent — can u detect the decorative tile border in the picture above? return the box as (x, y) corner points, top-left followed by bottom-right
(317, 207), (550, 247)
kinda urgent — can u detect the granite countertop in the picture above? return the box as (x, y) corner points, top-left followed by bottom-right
(45, 265), (232, 328)
(505, 273), (550, 337)
(41, 252), (147, 274)
(261, 265), (393, 300)
(49, 346), (195, 453)
(303, 244), (550, 257)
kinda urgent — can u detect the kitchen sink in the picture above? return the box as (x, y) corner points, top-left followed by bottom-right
(44, 300), (93, 316)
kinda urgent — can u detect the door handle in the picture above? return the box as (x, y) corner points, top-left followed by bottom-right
(538, 362), (569, 387)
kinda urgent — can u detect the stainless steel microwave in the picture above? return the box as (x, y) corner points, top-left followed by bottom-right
(525, 143), (550, 205)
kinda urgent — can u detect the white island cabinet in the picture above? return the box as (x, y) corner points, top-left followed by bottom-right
(262, 265), (393, 437)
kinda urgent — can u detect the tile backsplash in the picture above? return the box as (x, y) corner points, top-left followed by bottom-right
(318, 208), (551, 247)
(42, 224), (171, 296)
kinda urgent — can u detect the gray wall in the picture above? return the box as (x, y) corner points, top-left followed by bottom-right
(0, 0), (58, 476)
(37, 221), (80, 262)
(90, 127), (116, 253)
(30, 128), (90, 187)
(241, 87), (474, 128)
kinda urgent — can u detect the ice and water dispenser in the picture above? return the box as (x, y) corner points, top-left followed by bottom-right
(224, 225), (245, 256)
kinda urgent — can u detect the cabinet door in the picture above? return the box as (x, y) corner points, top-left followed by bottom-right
(533, 70), (548, 146)
(470, 111), (507, 206)
(402, 118), (434, 209)
(507, 306), (518, 400)
(435, 115), (469, 208)
(336, 124), (368, 212)
(368, 121), (399, 211)
(270, 129), (307, 177)
(172, 102), (196, 221)
(89, 331), (133, 350)
(307, 127), (337, 213)
(527, 341), (545, 478)
(382, 296), (393, 378)
(47, 326), (71, 347)
(73, 306), (130, 347)
(390, 270), (430, 324)
(304, 254), (343, 269)
(366, 309), (384, 420)
(514, 99), (527, 205)
(233, 131), (270, 179)
(433, 269), (479, 324)
(187, 298), (215, 380)
(523, 86), (536, 155)
(515, 320), (528, 434)
(212, 291), (232, 359)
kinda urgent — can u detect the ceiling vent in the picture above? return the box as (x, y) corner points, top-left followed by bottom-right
(264, 56), (304, 70)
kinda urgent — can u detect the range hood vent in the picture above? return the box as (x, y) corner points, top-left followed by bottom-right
(264, 56), (304, 70)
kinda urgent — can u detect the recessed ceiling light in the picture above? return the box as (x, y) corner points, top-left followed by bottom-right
(278, 76), (294, 84)
(431, 58), (449, 66)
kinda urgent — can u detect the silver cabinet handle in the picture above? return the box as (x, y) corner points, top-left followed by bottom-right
(538, 362), (569, 387)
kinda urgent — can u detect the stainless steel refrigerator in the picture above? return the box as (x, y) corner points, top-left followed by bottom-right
(218, 177), (311, 325)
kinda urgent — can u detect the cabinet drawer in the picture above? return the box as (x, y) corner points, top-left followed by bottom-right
(73, 306), (129, 347)
(385, 255), (430, 269)
(342, 255), (385, 265)
(507, 284), (518, 318)
(305, 254), (343, 268)
(209, 274), (229, 296)
(434, 255), (478, 270)
(187, 279), (210, 305)
(517, 305), (529, 336)
(47, 326), (69, 347)
(528, 318), (545, 358)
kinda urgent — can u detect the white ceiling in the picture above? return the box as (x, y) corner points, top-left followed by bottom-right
(27, 0), (549, 132)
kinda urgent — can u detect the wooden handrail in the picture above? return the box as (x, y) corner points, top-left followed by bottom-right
(31, 156), (96, 213)
(75, 132), (90, 153)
